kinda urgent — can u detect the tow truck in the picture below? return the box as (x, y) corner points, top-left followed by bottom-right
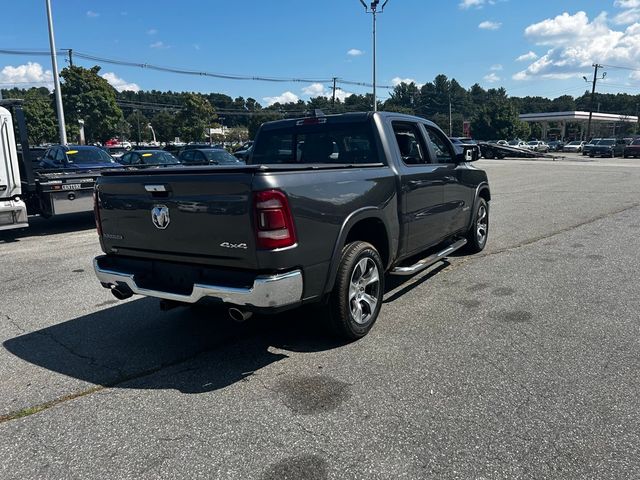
(0, 99), (113, 231)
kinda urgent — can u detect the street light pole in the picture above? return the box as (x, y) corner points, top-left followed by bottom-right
(359, 0), (389, 112)
(45, 0), (67, 145)
(583, 64), (605, 141)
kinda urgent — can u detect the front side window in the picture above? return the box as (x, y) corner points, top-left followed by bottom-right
(424, 126), (455, 163)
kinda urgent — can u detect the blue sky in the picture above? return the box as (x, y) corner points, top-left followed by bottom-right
(2, 0), (640, 105)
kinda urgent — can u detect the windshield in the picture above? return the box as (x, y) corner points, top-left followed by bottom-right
(527, 141), (538, 145)
(568, 141), (581, 145)
(253, 122), (379, 165)
(508, 140), (519, 145)
(599, 139), (615, 145)
(202, 150), (241, 164)
(588, 139), (601, 145)
(141, 152), (180, 164)
(66, 148), (115, 164)
(631, 140), (640, 145)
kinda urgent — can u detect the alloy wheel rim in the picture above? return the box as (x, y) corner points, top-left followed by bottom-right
(348, 257), (380, 325)
(476, 205), (488, 245)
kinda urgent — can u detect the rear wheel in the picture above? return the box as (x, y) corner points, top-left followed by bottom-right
(329, 241), (384, 340)
(464, 198), (489, 254)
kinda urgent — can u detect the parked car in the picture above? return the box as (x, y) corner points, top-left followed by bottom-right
(449, 137), (481, 161)
(118, 150), (181, 167)
(40, 145), (122, 170)
(547, 140), (564, 152)
(623, 138), (640, 158)
(590, 138), (626, 157)
(178, 148), (244, 166)
(93, 111), (491, 340)
(507, 140), (528, 149)
(526, 141), (549, 153)
(233, 145), (253, 161)
(105, 146), (129, 160)
(582, 138), (602, 156)
(562, 140), (585, 153)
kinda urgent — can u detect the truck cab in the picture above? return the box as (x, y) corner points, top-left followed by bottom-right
(0, 106), (28, 231)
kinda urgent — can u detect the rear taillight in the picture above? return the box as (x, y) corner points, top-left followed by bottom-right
(93, 190), (102, 236)
(254, 190), (296, 249)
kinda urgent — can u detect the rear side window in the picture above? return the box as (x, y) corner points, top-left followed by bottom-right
(392, 122), (428, 165)
(252, 122), (379, 165)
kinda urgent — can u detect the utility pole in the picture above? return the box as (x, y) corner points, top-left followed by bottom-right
(359, 0), (389, 112)
(448, 92), (452, 136)
(332, 77), (337, 107)
(67, 48), (73, 67)
(46, 0), (67, 145)
(584, 64), (605, 141)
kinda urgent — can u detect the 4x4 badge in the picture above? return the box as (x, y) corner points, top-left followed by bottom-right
(151, 205), (170, 229)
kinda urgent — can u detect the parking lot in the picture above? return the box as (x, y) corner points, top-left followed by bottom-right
(1, 154), (640, 479)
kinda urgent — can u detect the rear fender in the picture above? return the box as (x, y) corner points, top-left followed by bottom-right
(322, 208), (392, 295)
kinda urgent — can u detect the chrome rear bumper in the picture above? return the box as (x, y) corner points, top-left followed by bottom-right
(93, 256), (303, 308)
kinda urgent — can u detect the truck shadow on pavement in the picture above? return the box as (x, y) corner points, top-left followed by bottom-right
(3, 297), (345, 395)
(0, 213), (95, 243)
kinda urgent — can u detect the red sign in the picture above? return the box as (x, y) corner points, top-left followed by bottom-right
(463, 121), (471, 138)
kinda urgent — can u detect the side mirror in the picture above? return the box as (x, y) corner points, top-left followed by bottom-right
(455, 149), (474, 163)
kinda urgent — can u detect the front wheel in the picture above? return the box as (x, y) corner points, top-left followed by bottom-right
(329, 241), (384, 340)
(465, 198), (489, 254)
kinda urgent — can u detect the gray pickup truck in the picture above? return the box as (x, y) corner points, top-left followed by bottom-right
(93, 112), (490, 339)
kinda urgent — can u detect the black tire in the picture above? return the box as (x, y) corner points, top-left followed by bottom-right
(484, 150), (495, 159)
(329, 241), (384, 340)
(464, 198), (489, 254)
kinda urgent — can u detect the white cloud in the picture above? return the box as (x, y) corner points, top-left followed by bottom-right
(615, 0), (640, 7)
(460, 0), (485, 9)
(302, 83), (326, 96)
(514, 11), (640, 80)
(86, 10), (99, 18)
(516, 50), (539, 61)
(483, 72), (501, 83)
(613, 8), (640, 24)
(490, 64), (503, 71)
(146, 28), (158, 35)
(101, 72), (140, 92)
(479, 20), (502, 30)
(193, 44), (200, 50)
(0, 62), (53, 88)
(263, 91), (299, 106)
(392, 76), (417, 86)
(149, 41), (168, 49)
(347, 48), (364, 56)
(300, 83), (352, 101)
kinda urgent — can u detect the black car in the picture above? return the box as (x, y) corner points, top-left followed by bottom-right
(623, 138), (640, 158)
(40, 145), (122, 170)
(547, 140), (564, 152)
(118, 150), (181, 167)
(589, 138), (626, 158)
(233, 144), (253, 161)
(178, 148), (244, 166)
(582, 138), (602, 156)
(450, 137), (481, 160)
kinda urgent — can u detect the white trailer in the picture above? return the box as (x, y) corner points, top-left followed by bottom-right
(0, 105), (28, 230)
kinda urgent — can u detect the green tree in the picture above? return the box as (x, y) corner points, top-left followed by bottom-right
(151, 110), (176, 142)
(22, 88), (57, 145)
(175, 93), (216, 142)
(126, 110), (150, 143)
(60, 65), (124, 142)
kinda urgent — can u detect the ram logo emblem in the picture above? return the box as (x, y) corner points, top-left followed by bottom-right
(151, 205), (170, 230)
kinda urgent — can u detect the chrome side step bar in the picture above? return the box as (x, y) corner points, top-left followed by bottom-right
(390, 238), (467, 276)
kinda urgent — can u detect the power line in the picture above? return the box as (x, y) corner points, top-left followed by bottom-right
(0, 47), (394, 89)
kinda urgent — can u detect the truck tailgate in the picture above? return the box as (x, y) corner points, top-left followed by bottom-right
(97, 168), (258, 269)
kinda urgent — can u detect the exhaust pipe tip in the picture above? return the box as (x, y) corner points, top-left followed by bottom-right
(228, 307), (253, 322)
(111, 286), (133, 301)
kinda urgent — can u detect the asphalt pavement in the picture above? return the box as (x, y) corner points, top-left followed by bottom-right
(1, 155), (639, 479)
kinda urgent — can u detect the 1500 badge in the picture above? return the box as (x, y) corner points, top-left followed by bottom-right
(220, 242), (248, 249)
